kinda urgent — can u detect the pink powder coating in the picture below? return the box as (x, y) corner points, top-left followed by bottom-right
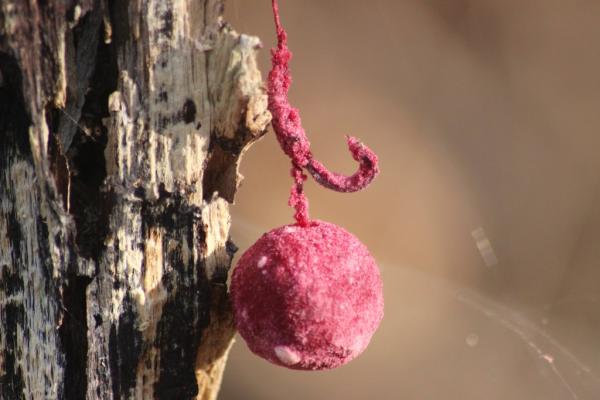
(268, 0), (380, 225)
(230, 0), (384, 371)
(289, 166), (310, 226)
(230, 220), (384, 370)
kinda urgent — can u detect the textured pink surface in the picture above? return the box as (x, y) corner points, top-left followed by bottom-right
(230, 0), (384, 371)
(231, 221), (384, 370)
(267, 0), (379, 225)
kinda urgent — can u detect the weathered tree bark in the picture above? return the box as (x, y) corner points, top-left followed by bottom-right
(0, 1), (270, 399)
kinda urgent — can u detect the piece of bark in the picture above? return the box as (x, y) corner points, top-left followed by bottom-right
(0, 1), (270, 399)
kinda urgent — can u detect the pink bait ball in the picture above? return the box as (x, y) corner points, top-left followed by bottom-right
(230, 220), (384, 370)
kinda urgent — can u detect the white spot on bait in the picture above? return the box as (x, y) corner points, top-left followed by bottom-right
(350, 336), (367, 355)
(257, 256), (267, 268)
(274, 345), (300, 365)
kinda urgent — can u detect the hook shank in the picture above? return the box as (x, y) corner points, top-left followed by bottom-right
(269, 0), (380, 222)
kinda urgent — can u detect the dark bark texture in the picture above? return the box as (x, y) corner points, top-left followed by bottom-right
(0, 1), (270, 399)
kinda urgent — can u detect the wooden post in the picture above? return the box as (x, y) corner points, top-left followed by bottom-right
(0, 1), (270, 398)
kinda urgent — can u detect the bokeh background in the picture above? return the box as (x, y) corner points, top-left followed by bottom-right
(220, 1), (600, 399)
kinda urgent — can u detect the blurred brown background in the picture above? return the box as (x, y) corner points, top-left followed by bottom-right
(220, 1), (600, 399)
